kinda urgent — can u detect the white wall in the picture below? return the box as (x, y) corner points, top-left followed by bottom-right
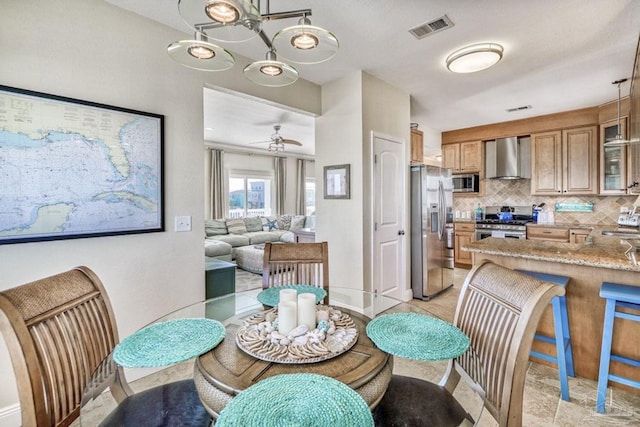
(0, 0), (320, 420)
(315, 71), (410, 291)
(315, 72), (364, 288)
(361, 73), (411, 292)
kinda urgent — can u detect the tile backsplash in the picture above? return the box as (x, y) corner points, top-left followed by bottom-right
(453, 179), (637, 225)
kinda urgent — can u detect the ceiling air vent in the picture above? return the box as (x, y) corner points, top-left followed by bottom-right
(409, 15), (454, 40)
(506, 105), (532, 113)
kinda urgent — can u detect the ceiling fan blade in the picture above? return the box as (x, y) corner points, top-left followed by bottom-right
(281, 139), (302, 146)
(248, 140), (271, 145)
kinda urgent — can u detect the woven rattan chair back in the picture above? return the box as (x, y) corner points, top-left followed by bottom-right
(0, 266), (131, 427)
(262, 242), (329, 291)
(441, 260), (564, 427)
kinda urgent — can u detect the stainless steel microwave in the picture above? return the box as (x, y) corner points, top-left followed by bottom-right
(452, 174), (479, 193)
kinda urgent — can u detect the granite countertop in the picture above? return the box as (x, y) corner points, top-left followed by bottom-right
(463, 228), (640, 272)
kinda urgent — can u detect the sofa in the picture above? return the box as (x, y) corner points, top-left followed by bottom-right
(204, 214), (315, 262)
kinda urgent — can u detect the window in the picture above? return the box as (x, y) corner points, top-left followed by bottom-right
(305, 178), (315, 215)
(228, 171), (273, 218)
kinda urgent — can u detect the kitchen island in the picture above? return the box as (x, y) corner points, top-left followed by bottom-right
(463, 232), (640, 391)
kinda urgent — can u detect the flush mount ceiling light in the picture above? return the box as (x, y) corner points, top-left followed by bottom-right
(167, 32), (235, 71)
(171, 0), (338, 86)
(243, 49), (298, 86)
(604, 78), (640, 146)
(446, 43), (503, 73)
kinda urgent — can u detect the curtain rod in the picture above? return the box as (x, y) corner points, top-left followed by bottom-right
(205, 142), (315, 161)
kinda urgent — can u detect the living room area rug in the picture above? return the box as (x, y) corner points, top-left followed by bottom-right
(235, 269), (263, 292)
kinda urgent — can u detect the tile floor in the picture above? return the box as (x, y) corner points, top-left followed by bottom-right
(79, 267), (640, 426)
(403, 267), (640, 426)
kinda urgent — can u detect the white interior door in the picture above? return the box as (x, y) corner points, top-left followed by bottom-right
(372, 133), (407, 302)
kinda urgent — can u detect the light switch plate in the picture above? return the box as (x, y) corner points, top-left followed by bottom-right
(175, 215), (192, 232)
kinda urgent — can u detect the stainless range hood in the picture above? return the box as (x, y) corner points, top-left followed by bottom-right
(485, 136), (531, 179)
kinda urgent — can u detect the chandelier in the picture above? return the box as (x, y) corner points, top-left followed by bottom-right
(167, 0), (339, 87)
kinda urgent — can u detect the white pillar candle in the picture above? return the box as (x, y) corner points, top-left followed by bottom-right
(297, 293), (317, 330)
(278, 301), (297, 335)
(279, 289), (297, 304)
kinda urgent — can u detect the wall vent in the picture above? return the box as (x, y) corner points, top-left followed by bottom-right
(506, 105), (532, 113)
(409, 15), (454, 39)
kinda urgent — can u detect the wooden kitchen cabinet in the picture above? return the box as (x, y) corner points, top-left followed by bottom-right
(527, 226), (570, 242)
(454, 222), (475, 267)
(570, 228), (592, 244)
(410, 129), (424, 163)
(531, 126), (597, 195)
(442, 141), (482, 173)
(600, 117), (628, 195)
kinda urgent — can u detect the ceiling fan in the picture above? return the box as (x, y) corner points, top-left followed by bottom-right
(250, 124), (302, 152)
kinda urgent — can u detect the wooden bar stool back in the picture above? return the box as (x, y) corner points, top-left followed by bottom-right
(515, 269), (574, 401)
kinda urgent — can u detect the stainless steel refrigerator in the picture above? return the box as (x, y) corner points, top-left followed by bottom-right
(410, 164), (454, 300)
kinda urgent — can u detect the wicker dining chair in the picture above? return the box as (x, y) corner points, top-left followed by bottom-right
(262, 242), (329, 293)
(374, 260), (565, 427)
(0, 266), (211, 427)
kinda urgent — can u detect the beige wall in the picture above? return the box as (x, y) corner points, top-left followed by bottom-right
(315, 71), (410, 292)
(0, 0), (320, 420)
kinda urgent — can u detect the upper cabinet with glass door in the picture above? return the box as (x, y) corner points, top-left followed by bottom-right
(600, 117), (628, 195)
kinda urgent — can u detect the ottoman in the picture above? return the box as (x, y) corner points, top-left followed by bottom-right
(204, 240), (233, 262)
(234, 245), (264, 274)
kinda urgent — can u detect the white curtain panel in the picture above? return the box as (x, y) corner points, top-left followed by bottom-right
(296, 159), (306, 215)
(274, 157), (287, 215)
(210, 149), (225, 219)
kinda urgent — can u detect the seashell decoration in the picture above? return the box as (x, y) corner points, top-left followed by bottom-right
(235, 305), (359, 364)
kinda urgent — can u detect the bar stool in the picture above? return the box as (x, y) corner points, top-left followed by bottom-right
(515, 270), (574, 401)
(596, 282), (640, 414)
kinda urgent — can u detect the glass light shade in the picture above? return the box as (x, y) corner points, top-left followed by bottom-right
(205, 1), (240, 24)
(446, 43), (503, 73)
(178, 0), (261, 43)
(167, 38), (234, 71)
(244, 60), (298, 87)
(272, 23), (339, 64)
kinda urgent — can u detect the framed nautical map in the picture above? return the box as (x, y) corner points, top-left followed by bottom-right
(0, 85), (164, 244)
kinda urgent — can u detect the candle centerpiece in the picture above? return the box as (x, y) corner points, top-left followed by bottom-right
(236, 303), (359, 364)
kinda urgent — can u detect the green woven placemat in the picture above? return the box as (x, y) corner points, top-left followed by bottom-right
(216, 373), (374, 427)
(113, 318), (225, 368)
(257, 285), (327, 307)
(366, 313), (470, 361)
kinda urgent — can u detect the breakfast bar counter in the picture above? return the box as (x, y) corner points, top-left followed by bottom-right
(463, 234), (640, 389)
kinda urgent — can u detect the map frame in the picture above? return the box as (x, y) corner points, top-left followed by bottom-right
(0, 85), (164, 245)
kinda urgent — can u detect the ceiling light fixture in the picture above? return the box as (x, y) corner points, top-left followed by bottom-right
(604, 78), (639, 146)
(171, 0), (338, 86)
(446, 43), (503, 73)
(167, 32), (235, 71)
(243, 48), (298, 86)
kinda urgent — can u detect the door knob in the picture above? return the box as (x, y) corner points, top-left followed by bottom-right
(398, 230), (405, 236)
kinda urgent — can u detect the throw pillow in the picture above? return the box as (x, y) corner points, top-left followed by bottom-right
(266, 218), (278, 231)
(226, 219), (247, 235)
(244, 217), (263, 232)
(261, 216), (278, 231)
(304, 215), (316, 230)
(205, 219), (228, 236)
(277, 214), (292, 231)
(290, 215), (306, 231)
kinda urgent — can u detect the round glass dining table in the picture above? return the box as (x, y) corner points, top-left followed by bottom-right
(79, 286), (468, 426)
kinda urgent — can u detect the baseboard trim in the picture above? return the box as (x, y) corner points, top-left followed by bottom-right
(0, 403), (21, 426)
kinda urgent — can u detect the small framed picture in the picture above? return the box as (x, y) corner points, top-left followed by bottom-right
(324, 164), (350, 199)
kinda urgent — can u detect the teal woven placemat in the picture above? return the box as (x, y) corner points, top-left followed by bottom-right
(113, 318), (225, 368)
(257, 285), (327, 307)
(366, 313), (470, 361)
(216, 373), (374, 427)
